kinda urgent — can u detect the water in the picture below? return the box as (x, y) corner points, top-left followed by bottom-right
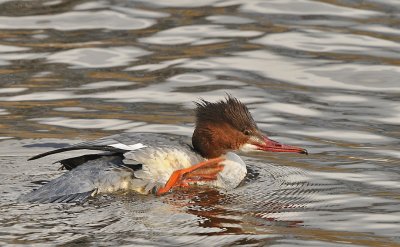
(1, 0), (399, 246)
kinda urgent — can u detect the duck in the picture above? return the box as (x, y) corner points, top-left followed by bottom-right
(20, 96), (307, 203)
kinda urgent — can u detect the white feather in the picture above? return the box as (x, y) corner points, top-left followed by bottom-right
(195, 152), (247, 190)
(123, 148), (246, 194)
(109, 143), (147, 151)
(124, 147), (204, 192)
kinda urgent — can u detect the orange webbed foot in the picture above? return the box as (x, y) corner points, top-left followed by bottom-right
(156, 157), (225, 195)
(175, 164), (225, 187)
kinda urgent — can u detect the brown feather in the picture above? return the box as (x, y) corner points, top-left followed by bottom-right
(192, 96), (259, 158)
(194, 95), (258, 132)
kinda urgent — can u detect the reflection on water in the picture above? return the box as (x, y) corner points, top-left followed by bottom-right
(0, 10), (157, 30)
(139, 25), (262, 45)
(48, 47), (151, 68)
(0, 0), (399, 246)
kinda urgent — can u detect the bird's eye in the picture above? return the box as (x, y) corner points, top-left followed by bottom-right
(243, 129), (251, 136)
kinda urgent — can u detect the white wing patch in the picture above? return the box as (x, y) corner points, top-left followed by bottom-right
(125, 147), (204, 188)
(109, 143), (147, 151)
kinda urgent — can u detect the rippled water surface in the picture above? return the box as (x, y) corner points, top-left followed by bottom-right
(1, 0), (400, 246)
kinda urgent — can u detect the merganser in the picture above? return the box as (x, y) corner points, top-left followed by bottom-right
(20, 96), (307, 203)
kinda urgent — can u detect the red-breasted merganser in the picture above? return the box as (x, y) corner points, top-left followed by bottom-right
(20, 96), (307, 203)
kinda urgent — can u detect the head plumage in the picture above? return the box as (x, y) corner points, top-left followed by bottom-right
(194, 95), (258, 131)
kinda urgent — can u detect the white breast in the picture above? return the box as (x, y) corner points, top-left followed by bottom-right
(215, 152), (247, 190)
(193, 152), (247, 190)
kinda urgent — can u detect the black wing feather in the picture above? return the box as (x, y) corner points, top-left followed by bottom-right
(28, 133), (188, 161)
(28, 145), (123, 161)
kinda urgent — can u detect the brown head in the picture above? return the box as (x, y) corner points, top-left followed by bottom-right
(192, 96), (307, 158)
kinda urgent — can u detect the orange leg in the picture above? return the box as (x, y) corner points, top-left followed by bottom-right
(156, 157), (225, 195)
(175, 165), (225, 187)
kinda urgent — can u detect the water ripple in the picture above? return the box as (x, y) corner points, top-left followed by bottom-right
(238, 0), (380, 17)
(0, 10), (156, 30)
(47, 47), (151, 68)
(140, 25), (262, 45)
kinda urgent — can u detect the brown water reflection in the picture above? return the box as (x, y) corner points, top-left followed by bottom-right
(1, 0), (400, 246)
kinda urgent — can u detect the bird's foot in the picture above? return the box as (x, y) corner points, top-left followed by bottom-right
(156, 157), (225, 195)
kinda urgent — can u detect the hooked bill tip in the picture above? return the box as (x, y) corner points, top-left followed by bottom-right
(300, 149), (308, 155)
